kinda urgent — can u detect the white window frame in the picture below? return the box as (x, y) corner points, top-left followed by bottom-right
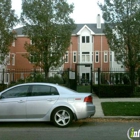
(7, 53), (10, 65)
(110, 51), (112, 62)
(82, 36), (90, 43)
(11, 53), (15, 65)
(65, 51), (69, 63)
(73, 51), (77, 63)
(95, 51), (99, 63)
(12, 41), (15, 47)
(104, 51), (108, 63)
(30, 40), (32, 45)
(82, 52), (90, 62)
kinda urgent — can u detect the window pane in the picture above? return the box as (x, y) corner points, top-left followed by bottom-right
(2, 86), (30, 98)
(86, 55), (90, 62)
(32, 85), (51, 96)
(82, 36), (85, 43)
(51, 87), (59, 95)
(82, 52), (89, 54)
(104, 52), (108, 62)
(86, 36), (90, 43)
(110, 52), (112, 61)
(73, 52), (77, 63)
(65, 52), (68, 63)
(95, 52), (99, 62)
(82, 55), (85, 62)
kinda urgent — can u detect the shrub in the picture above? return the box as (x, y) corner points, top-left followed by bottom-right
(47, 75), (64, 84)
(92, 85), (133, 98)
(0, 84), (7, 91)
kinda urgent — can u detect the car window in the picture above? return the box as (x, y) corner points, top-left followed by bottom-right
(1, 85), (30, 99)
(51, 87), (59, 95)
(32, 85), (59, 96)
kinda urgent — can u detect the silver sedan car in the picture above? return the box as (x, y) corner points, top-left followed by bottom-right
(0, 83), (95, 127)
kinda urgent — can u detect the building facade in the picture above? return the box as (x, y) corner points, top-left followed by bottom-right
(4, 15), (124, 84)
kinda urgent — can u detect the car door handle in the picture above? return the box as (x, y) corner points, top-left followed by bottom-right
(47, 99), (55, 102)
(18, 100), (25, 103)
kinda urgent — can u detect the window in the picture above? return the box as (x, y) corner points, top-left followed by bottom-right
(12, 41), (15, 47)
(65, 51), (69, 63)
(32, 85), (59, 96)
(110, 52), (112, 61)
(1, 86), (30, 98)
(82, 36), (85, 43)
(73, 51), (77, 63)
(5, 53), (15, 65)
(82, 36), (90, 43)
(82, 52), (90, 62)
(104, 51), (108, 63)
(30, 40), (32, 44)
(86, 36), (89, 43)
(30, 54), (37, 63)
(11, 53), (15, 65)
(95, 51), (99, 63)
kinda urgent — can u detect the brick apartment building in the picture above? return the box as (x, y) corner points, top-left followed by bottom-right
(2, 14), (124, 84)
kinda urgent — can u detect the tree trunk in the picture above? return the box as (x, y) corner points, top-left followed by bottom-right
(44, 66), (49, 82)
(129, 65), (135, 94)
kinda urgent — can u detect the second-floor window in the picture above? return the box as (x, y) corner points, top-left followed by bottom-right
(6, 53), (15, 65)
(82, 52), (90, 62)
(12, 41), (15, 47)
(65, 51), (69, 63)
(82, 36), (90, 43)
(95, 51), (99, 63)
(11, 53), (15, 65)
(73, 51), (77, 63)
(30, 54), (37, 63)
(110, 52), (112, 62)
(104, 51), (108, 63)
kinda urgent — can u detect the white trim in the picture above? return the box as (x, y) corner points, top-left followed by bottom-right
(95, 51), (99, 63)
(65, 51), (69, 63)
(73, 51), (77, 63)
(12, 41), (15, 47)
(17, 35), (28, 37)
(77, 25), (95, 35)
(94, 34), (105, 35)
(104, 51), (108, 63)
(11, 53), (15, 66)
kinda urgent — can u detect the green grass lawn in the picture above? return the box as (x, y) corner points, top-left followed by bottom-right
(101, 102), (140, 116)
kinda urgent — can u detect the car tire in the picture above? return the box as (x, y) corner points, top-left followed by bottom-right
(52, 107), (73, 127)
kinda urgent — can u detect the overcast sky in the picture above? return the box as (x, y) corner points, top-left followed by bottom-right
(12, 0), (104, 27)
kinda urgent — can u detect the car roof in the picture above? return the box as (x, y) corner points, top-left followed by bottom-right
(14, 82), (58, 86)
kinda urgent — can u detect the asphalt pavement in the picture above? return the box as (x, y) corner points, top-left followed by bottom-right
(92, 93), (140, 119)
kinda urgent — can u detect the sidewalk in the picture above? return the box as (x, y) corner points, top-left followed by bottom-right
(92, 93), (140, 119)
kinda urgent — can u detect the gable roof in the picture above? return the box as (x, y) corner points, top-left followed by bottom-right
(73, 23), (105, 35)
(77, 25), (95, 35)
(14, 23), (105, 36)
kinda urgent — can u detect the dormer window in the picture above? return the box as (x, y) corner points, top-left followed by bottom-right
(82, 36), (90, 43)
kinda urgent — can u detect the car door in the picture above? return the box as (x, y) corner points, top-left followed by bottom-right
(0, 85), (30, 119)
(26, 85), (59, 119)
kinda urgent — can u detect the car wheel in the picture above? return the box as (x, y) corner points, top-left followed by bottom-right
(52, 107), (73, 127)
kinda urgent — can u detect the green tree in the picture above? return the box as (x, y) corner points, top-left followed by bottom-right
(0, 0), (18, 65)
(98, 0), (140, 91)
(20, 0), (76, 80)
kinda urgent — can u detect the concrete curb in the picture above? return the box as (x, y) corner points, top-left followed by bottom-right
(92, 116), (140, 119)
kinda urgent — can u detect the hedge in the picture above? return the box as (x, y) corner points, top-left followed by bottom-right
(92, 85), (133, 98)
(0, 84), (7, 92)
